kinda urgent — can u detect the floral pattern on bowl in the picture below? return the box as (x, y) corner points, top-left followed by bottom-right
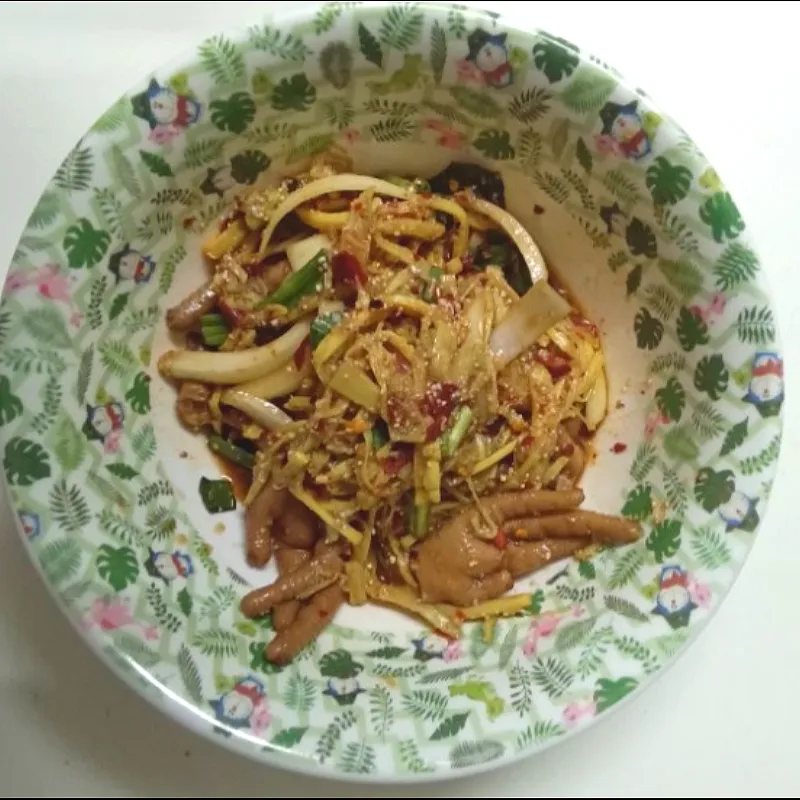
(0, 0), (783, 782)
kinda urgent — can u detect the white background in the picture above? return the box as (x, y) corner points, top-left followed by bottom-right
(0, 1), (797, 796)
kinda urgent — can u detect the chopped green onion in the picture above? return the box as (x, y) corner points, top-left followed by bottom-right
(421, 266), (444, 302)
(198, 476), (236, 514)
(200, 313), (229, 348)
(207, 433), (255, 470)
(411, 502), (430, 539)
(259, 249), (327, 309)
(441, 406), (473, 458)
(310, 310), (344, 349)
(370, 419), (390, 449)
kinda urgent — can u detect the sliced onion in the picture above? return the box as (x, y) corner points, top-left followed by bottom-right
(286, 233), (333, 272)
(219, 389), (293, 430)
(489, 280), (571, 370)
(235, 359), (310, 400)
(253, 174), (408, 260)
(462, 195), (549, 284)
(158, 319), (311, 385)
(584, 369), (608, 432)
(451, 291), (487, 383)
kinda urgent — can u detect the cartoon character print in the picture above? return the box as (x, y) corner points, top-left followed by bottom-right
(143, 547), (194, 584)
(318, 649), (367, 705)
(82, 402), (125, 454)
(5, 263), (83, 328)
(131, 78), (201, 144)
(718, 490), (760, 533)
(743, 352), (784, 418)
(599, 202), (657, 259)
(464, 29), (514, 88)
(323, 676), (366, 706)
(19, 510), (41, 541)
(107, 245), (156, 286)
(651, 565), (710, 629)
(81, 596), (159, 640)
(599, 202), (628, 237)
(210, 676), (271, 733)
(200, 152), (271, 197)
(596, 100), (660, 161)
(200, 166), (237, 197)
(411, 633), (462, 662)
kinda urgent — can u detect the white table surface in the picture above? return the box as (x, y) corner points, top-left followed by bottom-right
(0, 1), (797, 796)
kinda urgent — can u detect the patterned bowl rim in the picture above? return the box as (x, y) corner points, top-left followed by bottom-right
(1, 0), (784, 783)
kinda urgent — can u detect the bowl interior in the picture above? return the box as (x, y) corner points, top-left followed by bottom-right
(0, 0), (783, 780)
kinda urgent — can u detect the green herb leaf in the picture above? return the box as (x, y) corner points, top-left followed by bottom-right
(207, 434), (255, 469)
(198, 476), (236, 514)
(262, 249), (327, 308)
(370, 419), (390, 449)
(310, 310), (344, 349)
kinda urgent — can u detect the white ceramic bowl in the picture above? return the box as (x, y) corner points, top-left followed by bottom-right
(0, 0), (783, 782)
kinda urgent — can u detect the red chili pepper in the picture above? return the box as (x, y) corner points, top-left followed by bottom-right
(611, 442), (628, 454)
(421, 382), (459, 441)
(332, 250), (367, 288)
(535, 347), (571, 381)
(381, 446), (413, 476)
(493, 530), (508, 550)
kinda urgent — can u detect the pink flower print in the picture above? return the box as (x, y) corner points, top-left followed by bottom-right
(250, 701), (271, 735)
(142, 624), (159, 641)
(456, 58), (485, 86)
(69, 311), (84, 329)
(423, 118), (467, 150)
(688, 579), (712, 609)
(522, 608), (579, 657)
(645, 409), (670, 441)
(708, 292), (727, 317)
(594, 133), (621, 158)
(563, 698), (597, 727)
(690, 292), (728, 327)
(104, 429), (122, 455)
(82, 597), (159, 641)
(341, 128), (361, 145)
(5, 271), (31, 294)
(36, 265), (72, 303)
(6, 263), (74, 306)
(443, 640), (463, 662)
(149, 124), (181, 145)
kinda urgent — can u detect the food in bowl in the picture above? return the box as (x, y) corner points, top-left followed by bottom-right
(157, 148), (642, 665)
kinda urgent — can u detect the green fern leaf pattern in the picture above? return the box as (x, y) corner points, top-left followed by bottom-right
(54, 145), (93, 192)
(379, 3), (424, 50)
(199, 35), (245, 85)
